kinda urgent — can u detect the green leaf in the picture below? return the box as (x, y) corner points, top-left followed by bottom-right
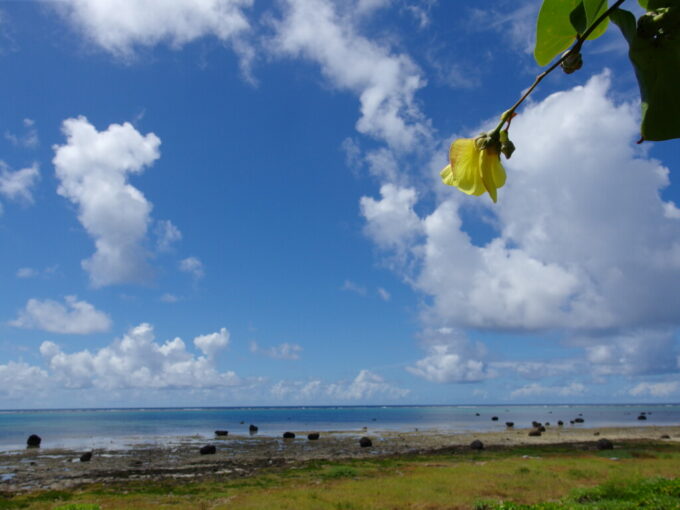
(534, 0), (609, 66)
(639, 0), (649, 7)
(570, 2), (588, 33)
(535, 0), (580, 65)
(610, 7), (680, 140)
(583, 0), (610, 37)
(647, 0), (678, 9)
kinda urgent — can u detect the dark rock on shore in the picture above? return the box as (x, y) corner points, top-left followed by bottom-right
(307, 433), (320, 440)
(574, 418), (585, 423)
(249, 424), (258, 434)
(505, 422), (514, 428)
(470, 440), (484, 450)
(596, 438), (613, 450)
(637, 414), (647, 420)
(661, 434), (671, 439)
(80, 451), (93, 462)
(359, 437), (372, 448)
(558, 421), (564, 426)
(491, 416), (499, 421)
(528, 429), (542, 437)
(215, 430), (229, 437)
(26, 435), (41, 448)
(283, 432), (295, 439)
(200, 445), (217, 455)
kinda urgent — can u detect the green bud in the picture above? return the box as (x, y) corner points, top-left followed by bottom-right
(560, 50), (583, 74)
(501, 140), (515, 159)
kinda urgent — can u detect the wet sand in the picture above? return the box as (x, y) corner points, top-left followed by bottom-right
(1, 425), (678, 493)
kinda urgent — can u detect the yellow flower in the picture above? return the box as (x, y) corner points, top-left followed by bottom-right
(440, 138), (507, 203)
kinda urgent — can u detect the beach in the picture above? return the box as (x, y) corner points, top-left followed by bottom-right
(2, 424), (679, 494)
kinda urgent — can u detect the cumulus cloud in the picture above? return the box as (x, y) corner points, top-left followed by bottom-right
(270, 0), (430, 150)
(0, 362), (50, 399)
(194, 327), (230, 358)
(510, 382), (587, 399)
(0, 161), (40, 209)
(53, 116), (161, 287)
(326, 369), (409, 400)
(359, 72), (680, 384)
(360, 183), (422, 257)
(40, 323), (238, 390)
(54, 0), (253, 58)
(581, 329), (679, 376)
(179, 256), (205, 279)
(10, 296), (112, 334)
(363, 73), (680, 334)
(270, 379), (322, 400)
(250, 341), (302, 360)
(629, 381), (680, 398)
(407, 327), (494, 383)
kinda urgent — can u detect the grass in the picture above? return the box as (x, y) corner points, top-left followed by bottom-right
(475, 476), (680, 509)
(1, 441), (679, 509)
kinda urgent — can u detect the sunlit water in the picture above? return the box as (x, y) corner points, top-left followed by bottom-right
(1, 404), (678, 452)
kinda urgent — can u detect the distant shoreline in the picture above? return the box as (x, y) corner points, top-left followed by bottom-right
(2, 402), (680, 412)
(1, 424), (679, 493)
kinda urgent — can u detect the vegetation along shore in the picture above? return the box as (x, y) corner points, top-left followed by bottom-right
(1, 425), (679, 509)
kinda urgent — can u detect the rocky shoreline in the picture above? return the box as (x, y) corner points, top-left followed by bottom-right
(1, 425), (678, 494)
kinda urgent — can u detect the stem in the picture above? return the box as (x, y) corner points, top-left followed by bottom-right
(492, 0), (628, 135)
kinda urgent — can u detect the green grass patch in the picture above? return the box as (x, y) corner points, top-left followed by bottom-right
(4, 441), (680, 509)
(476, 476), (680, 509)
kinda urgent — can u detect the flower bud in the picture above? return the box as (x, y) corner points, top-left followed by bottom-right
(501, 140), (515, 159)
(560, 50), (583, 74)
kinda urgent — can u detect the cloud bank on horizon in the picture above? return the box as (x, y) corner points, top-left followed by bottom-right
(1, 0), (679, 407)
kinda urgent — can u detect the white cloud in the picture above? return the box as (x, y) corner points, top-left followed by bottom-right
(360, 183), (422, 257)
(53, 116), (161, 287)
(326, 369), (409, 400)
(155, 219), (182, 251)
(39, 323), (239, 390)
(580, 329), (678, 376)
(54, 0), (253, 59)
(377, 287), (391, 301)
(160, 293), (180, 303)
(16, 267), (38, 279)
(629, 381), (680, 398)
(341, 279), (367, 296)
(193, 327), (230, 358)
(510, 382), (587, 399)
(4, 118), (39, 148)
(363, 73), (680, 335)
(0, 161), (40, 206)
(270, 379), (322, 399)
(10, 296), (112, 334)
(270, 0), (430, 150)
(179, 256), (205, 279)
(0, 362), (50, 399)
(407, 327), (494, 383)
(250, 341), (302, 360)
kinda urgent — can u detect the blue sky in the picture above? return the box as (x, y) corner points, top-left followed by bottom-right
(1, 0), (679, 409)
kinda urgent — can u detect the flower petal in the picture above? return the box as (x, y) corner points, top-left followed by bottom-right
(447, 139), (485, 196)
(479, 149), (507, 203)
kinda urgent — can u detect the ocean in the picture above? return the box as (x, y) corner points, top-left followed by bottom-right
(1, 404), (678, 452)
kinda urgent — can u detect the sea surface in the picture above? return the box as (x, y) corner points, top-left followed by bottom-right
(1, 404), (678, 452)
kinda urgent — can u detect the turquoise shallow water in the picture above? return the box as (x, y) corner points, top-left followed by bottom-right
(1, 404), (678, 452)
